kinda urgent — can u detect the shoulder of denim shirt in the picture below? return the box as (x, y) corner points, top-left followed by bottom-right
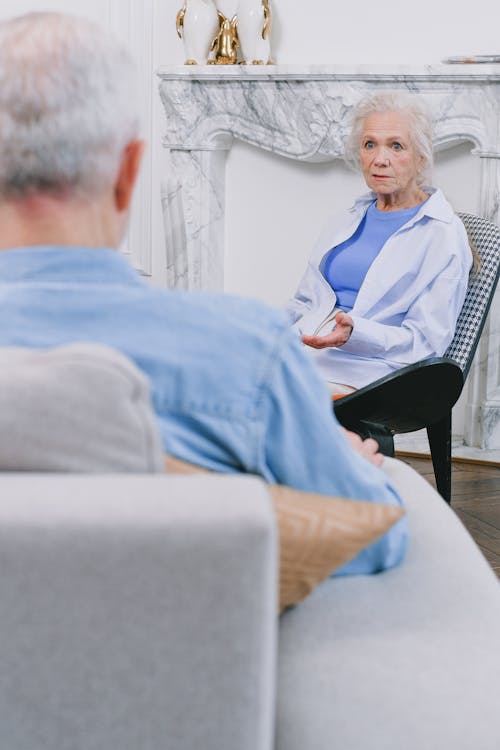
(151, 287), (292, 338)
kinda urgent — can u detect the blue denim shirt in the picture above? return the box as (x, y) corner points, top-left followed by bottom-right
(0, 246), (408, 575)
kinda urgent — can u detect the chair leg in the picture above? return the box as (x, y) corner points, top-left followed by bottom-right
(427, 413), (452, 504)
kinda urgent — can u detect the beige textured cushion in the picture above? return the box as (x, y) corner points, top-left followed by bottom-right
(165, 455), (404, 613)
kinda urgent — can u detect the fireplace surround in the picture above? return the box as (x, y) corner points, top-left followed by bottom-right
(157, 64), (500, 453)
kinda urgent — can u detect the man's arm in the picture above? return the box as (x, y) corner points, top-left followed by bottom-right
(259, 327), (408, 575)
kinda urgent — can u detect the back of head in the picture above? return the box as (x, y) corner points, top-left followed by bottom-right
(0, 12), (140, 200)
(344, 90), (434, 186)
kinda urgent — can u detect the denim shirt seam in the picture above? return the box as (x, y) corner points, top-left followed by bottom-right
(248, 323), (298, 479)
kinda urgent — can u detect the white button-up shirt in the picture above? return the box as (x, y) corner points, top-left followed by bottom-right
(286, 188), (473, 388)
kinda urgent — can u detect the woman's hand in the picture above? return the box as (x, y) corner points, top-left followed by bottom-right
(302, 311), (354, 349)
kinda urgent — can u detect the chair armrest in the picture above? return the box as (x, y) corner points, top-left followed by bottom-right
(334, 357), (464, 434)
(0, 473), (277, 750)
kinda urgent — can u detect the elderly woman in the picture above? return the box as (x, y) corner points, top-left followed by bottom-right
(286, 91), (473, 395)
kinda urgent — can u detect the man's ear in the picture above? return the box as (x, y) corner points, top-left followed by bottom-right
(114, 140), (145, 212)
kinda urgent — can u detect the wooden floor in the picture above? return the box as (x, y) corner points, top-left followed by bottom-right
(402, 455), (500, 578)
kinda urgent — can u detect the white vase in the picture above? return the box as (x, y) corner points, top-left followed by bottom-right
(216, 0), (239, 19)
(176, 0), (220, 65)
(236, 0), (272, 64)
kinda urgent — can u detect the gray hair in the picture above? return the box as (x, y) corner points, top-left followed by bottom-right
(0, 12), (140, 198)
(344, 91), (434, 186)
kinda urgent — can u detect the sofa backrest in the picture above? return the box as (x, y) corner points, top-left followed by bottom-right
(0, 343), (164, 473)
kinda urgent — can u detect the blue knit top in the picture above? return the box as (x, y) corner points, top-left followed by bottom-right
(321, 200), (424, 312)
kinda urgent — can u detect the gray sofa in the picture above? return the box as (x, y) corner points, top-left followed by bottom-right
(0, 344), (499, 750)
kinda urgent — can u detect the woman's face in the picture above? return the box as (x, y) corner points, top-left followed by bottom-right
(359, 110), (424, 206)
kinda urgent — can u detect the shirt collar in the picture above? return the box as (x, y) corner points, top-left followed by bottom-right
(0, 245), (144, 285)
(349, 187), (454, 223)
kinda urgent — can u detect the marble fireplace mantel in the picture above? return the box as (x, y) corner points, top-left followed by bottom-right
(157, 64), (500, 452)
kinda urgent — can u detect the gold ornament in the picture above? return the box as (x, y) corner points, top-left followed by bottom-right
(208, 12), (239, 65)
(175, 5), (186, 39)
(262, 0), (271, 40)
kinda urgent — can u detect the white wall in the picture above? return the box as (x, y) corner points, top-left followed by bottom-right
(0, 0), (495, 437)
(271, 0), (500, 66)
(1, 0), (493, 294)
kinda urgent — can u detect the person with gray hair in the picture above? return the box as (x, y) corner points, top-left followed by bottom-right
(287, 90), (473, 394)
(0, 11), (408, 577)
(0, 11), (141, 200)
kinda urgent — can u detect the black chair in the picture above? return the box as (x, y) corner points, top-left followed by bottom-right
(334, 213), (500, 503)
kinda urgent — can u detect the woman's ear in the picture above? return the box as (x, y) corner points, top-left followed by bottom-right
(114, 140), (145, 212)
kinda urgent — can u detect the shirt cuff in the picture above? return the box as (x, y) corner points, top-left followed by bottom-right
(340, 314), (386, 357)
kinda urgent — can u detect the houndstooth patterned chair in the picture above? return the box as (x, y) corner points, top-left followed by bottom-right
(334, 212), (500, 503)
(445, 213), (500, 376)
